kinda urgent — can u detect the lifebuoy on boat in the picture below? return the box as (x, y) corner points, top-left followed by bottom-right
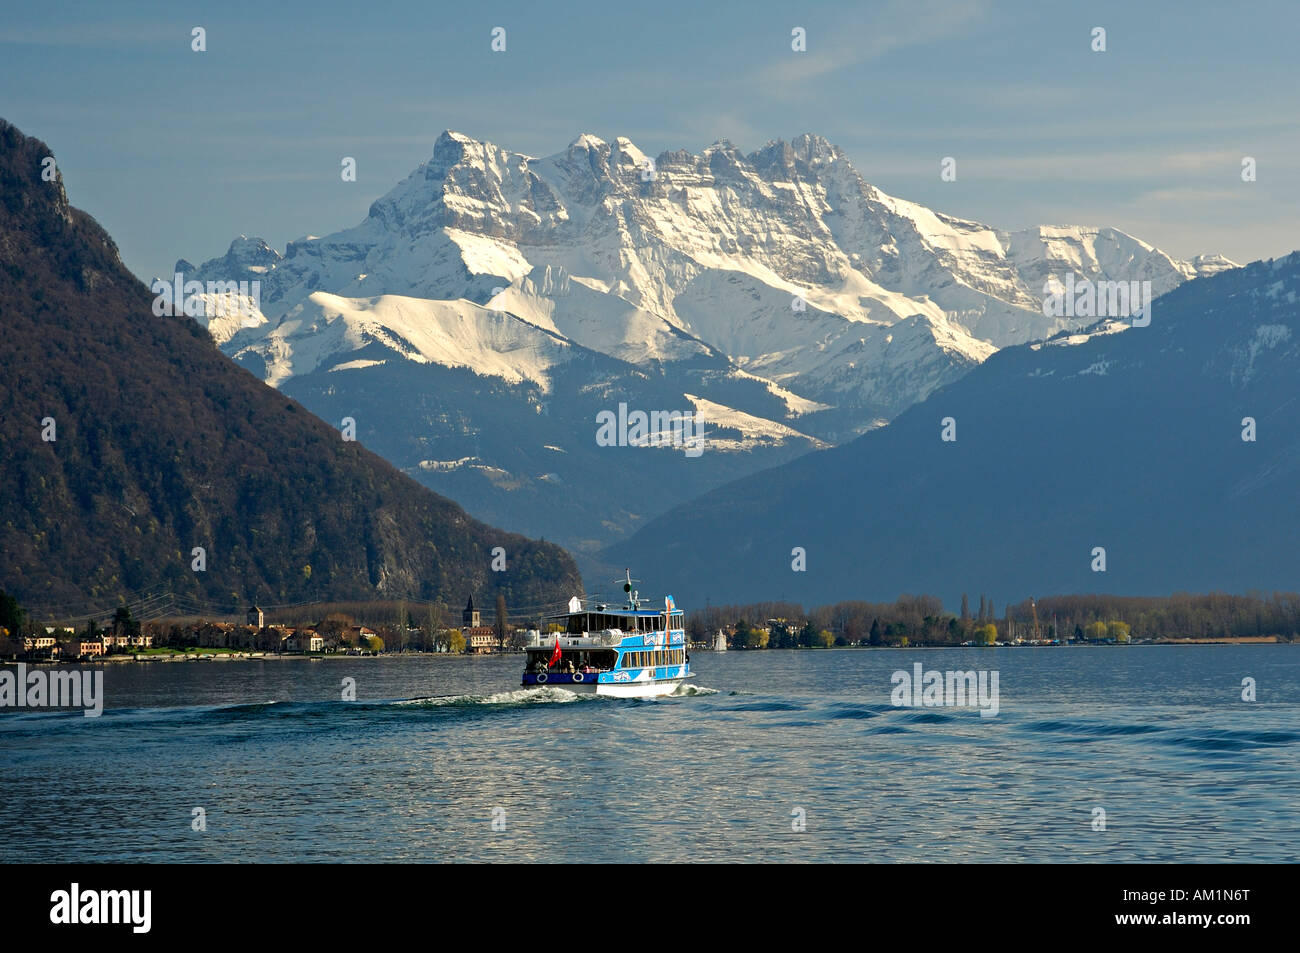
(572, 672), (585, 683)
(536, 672), (548, 684)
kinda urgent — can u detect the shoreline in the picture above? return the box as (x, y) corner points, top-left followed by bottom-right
(2, 637), (1290, 666)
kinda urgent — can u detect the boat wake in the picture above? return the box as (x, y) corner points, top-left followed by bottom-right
(395, 686), (602, 707)
(395, 683), (718, 707)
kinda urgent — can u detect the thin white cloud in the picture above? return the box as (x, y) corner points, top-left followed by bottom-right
(853, 147), (1291, 183)
(0, 22), (176, 48)
(754, 0), (984, 96)
(1135, 187), (1253, 205)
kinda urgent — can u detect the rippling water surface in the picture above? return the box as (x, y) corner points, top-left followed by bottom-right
(2, 646), (1297, 862)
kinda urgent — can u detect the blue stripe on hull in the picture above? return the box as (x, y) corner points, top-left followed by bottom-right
(521, 666), (690, 689)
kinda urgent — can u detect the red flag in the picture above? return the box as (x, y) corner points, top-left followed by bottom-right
(548, 634), (562, 668)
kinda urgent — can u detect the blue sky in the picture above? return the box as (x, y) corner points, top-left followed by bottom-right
(3, 0), (1295, 280)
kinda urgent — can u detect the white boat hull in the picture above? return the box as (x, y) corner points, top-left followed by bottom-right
(594, 677), (687, 698)
(533, 676), (688, 698)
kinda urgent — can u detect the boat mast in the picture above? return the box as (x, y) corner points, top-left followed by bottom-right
(621, 568), (646, 612)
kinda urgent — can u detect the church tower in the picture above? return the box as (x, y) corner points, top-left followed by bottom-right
(462, 595), (480, 628)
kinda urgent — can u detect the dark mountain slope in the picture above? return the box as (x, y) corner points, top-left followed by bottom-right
(0, 119), (580, 610)
(605, 255), (1300, 607)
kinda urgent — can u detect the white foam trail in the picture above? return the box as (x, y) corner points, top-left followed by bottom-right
(395, 684), (718, 707)
(396, 686), (593, 707)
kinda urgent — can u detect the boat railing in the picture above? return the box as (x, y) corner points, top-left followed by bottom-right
(524, 629), (628, 648)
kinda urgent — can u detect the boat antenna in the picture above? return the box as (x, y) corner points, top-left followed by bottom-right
(618, 568), (646, 611)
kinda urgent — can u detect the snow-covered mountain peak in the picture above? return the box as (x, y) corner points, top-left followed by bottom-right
(430, 128), (483, 162)
(568, 132), (608, 153)
(174, 234), (281, 278)
(612, 136), (647, 170)
(181, 129), (1237, 442)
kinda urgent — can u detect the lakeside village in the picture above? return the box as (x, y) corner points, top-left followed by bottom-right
(0, 595), (546, 663)
(2, 588), (1294, 664)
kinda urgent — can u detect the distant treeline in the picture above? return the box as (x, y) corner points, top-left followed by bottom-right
(8, 587), (1299, 652)
(1007, 592), (1300, 642)
(687, 592), (1300, 647)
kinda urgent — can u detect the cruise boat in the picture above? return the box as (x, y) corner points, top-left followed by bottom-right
(521, 572), (690, 697)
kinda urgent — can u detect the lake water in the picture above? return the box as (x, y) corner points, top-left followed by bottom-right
(2, 646), (1297, 862)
